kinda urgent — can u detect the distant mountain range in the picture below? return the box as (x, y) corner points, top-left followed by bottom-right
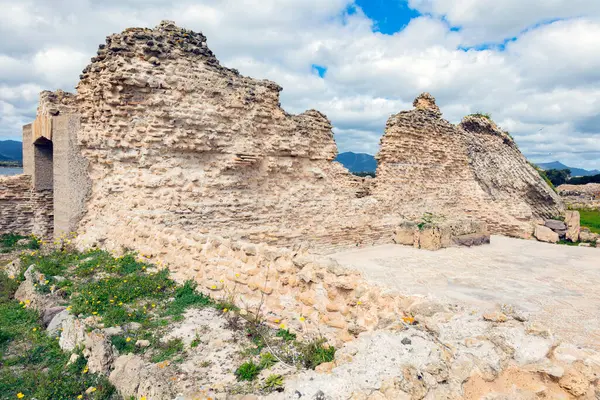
(334, 152), (600, 177)
(335, 152), (377, 173)
(0, 140), (23, 162)
(536, 161), (599, 177)
(3, 141), (597, 178)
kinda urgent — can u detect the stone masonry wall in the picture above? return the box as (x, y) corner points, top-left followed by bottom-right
(0, 175), (53, 238)
(375, 95), (564, 237)
(72, 21), (400, 254)
(28, 21), (562, 252)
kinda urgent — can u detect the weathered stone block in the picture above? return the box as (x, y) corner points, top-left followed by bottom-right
(534, 225), (559, 243)
(564, 210), (581, 242)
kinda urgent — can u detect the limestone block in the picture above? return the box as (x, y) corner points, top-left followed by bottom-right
(580, 229), (599, 243)
(534, 225), (559, 243)
(545, 219), (567, 231)
(394, 223), (416, 246)
(565, 211), (581, 242)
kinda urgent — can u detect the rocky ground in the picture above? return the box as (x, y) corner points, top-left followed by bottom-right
(0, 235), (335, 399)
(1, 233), (600, 399)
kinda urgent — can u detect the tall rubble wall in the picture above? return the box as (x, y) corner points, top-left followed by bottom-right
(73, 21), (397, 253)
(375, 94), (564, 237)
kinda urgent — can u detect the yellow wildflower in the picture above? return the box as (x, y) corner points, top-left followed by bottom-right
(274, 319), (280, 323)
(210, 285), (217, 290)
(8, 275), (14, 280)
(77, 395), (83, 399)
(126, 337), (132, 342)
(32, 328), (37, 332)
(141, 397), (147, 400)
(123, 280), (128, 283)
(223, 308), (228, 313)
(44, 280), (49, 284)
(119, 302), (123, 306)
(279, 323), (286, 329)
(357, 301), (362, 305)
(151, 304), (156, 308)
(89, 387), (97, 392)
(24, 299), (30, 304)
(92, 312), (98, 315)
(83, 366), (89, 373)
(299, 316), (305, 322)
(402, 316), (416, 325)
(17, 393), (24, 398)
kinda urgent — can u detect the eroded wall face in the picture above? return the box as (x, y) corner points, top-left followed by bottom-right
(0, 175), (53, 238)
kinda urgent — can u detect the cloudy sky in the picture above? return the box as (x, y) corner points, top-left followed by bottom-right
(1, 0), (600, 169)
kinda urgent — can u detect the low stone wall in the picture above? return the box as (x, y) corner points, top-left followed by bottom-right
(393, 219), (490, 250)
(0, 175), (53, 238)
(78, 224), (417, 345)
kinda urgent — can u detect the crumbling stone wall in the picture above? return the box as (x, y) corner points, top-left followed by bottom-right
(73, 21), (399, 253)
(0, 175), (53, 238)
(26, 21), (562, 251)
(375, 95), (564, 237)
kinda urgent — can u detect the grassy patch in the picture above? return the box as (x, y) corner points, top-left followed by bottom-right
(579, 209), (600, 234)
(0, 272), (115, 400)
(165, 280), (213, 317)
(0, 233), (40, 254)
(469, 112), (492, 120)
(150, 339), (184, 363)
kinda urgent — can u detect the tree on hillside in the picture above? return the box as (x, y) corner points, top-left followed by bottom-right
(545, 169), (571, 186)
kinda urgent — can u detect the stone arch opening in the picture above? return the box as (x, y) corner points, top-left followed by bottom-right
(32, 137), (53, 191)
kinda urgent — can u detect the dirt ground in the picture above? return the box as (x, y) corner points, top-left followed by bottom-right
(330, 236), (600, 349)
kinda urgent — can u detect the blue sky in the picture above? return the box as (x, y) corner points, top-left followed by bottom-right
(354, 0), (421, 34)
(1, 0), (599, 169)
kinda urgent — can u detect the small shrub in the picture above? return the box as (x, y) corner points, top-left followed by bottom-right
(190, 336), (201, 348)
(469, 112), (492, 120)
(259, 352), (278, 369)
(275, 328), (296, 342)
(235, 361), (261, 381)
(263, 374), (284, 392)
(300, 339), (335, 370)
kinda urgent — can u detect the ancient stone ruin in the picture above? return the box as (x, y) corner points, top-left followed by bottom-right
(2, 21), (597, 399)
(1, 21), (564, 250)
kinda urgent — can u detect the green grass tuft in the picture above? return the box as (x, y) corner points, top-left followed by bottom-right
(235, 361), (261, 381)
(579, 209), (600, 234)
